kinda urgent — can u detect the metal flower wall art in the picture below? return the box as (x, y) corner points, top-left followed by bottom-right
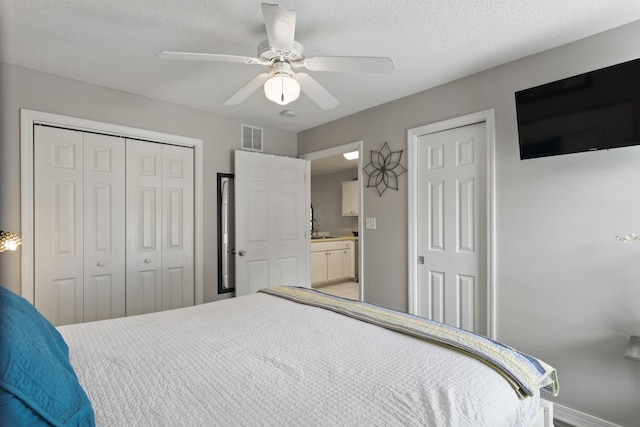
(363, 142), (407, 196)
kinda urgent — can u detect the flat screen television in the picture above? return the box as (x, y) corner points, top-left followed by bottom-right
(515, 57), (640, 159)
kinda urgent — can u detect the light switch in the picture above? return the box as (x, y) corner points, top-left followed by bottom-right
(365, 217), (376, 229)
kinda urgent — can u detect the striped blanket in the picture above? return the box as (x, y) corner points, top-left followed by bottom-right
(259, 286), (559, 399)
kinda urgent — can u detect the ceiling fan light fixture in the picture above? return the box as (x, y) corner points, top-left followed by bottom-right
(161, 4), (394, 110)
(264, 73), (300, 105)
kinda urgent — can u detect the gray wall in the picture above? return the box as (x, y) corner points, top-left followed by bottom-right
(0, 62), (297, 303)
(311, 170), (359, 237)
(298, 21), (640, 426)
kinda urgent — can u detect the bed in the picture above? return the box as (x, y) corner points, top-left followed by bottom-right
(0, 285), (558, 427)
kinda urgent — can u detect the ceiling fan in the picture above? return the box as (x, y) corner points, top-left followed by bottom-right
(158, 3), (396, 110)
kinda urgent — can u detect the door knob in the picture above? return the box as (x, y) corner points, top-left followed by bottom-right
(97, 261), (105, 267)
(144, 258), (152, 264)
(230, 249), (237, 255)
(238, 250), (246, 256)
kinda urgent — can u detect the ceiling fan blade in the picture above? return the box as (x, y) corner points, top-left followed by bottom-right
(296, 73), (339, 110)
(224, 73), (271, 106)
(261, 3), (296, 52)
(158, 51), (264, 65)
(299, 56), (396, 73)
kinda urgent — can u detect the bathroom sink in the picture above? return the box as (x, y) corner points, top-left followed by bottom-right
(311, 236), (340, 240)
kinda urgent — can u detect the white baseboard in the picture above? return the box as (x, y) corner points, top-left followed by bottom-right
(554, 403), (624, 427)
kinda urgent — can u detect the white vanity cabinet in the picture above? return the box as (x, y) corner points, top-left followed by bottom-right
(310, 238), (356, 286)
(342, 181), (359, 216)
(310, 251), (329, 284)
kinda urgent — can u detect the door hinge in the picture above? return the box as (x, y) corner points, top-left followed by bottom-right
(418, 256), (424, 264)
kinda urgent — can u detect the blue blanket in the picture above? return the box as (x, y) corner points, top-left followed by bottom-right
(0, 286), (94, 426)
(260, 286), (559, 399)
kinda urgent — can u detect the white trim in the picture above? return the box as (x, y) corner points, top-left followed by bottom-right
(554, 403), (624, 427)
(407, 109), (496, 338)
(20, 109), (204, 305)
(540, 399), (554, 427)
(304, 160), (311, 288)
(300, 141), (365, 300)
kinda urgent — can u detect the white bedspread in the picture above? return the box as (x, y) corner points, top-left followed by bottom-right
(58, 293), (540, 426)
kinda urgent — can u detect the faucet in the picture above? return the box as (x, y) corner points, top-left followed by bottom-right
(311, 219), (320, 237)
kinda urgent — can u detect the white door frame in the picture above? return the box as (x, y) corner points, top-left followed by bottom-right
(300, 141), (364, 300)
(20, 109), (204, 305)
(407, 110), (496, 338)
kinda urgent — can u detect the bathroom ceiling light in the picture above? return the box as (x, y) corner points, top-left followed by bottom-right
(343, 151), (359, 160)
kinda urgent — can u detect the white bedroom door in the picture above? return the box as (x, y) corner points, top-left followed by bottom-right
(416, 122), (487, 334)
(234, 150), (310, 296)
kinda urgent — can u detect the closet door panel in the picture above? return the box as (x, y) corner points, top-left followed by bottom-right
(128, 270), (162, 315)
(162, 145), (195, 310)
(84, 275), (114, 321)
(126, 140), (163, 316)
(83, 133), (126, 321)
(34, 126), (84, 326)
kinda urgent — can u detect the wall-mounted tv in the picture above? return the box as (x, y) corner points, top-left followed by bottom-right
(515, 57), (640, 159)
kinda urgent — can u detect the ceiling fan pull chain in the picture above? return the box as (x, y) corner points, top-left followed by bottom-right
(281, 71), (285, 103)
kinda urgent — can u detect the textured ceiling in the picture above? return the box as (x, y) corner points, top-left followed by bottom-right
(2, 1), (640, 132)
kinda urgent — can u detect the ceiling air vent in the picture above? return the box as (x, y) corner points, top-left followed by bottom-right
(241, 124), (263, 152)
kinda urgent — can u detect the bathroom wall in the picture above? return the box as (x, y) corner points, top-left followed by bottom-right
(311, 170), (358, 237)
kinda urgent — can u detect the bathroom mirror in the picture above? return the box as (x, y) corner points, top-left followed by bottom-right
(217, 173), (235, 294)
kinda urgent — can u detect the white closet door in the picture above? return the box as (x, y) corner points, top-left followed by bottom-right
(35, 126), (84, 325)
(126, 140), (194, 315)
(83, 133), (126, 322)
(126, 140), (163, 315)
(34, 126), (125, 326)
(161, 144), (194, 310)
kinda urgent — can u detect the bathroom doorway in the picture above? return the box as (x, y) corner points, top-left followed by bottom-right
(300, 141), (364, 301)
